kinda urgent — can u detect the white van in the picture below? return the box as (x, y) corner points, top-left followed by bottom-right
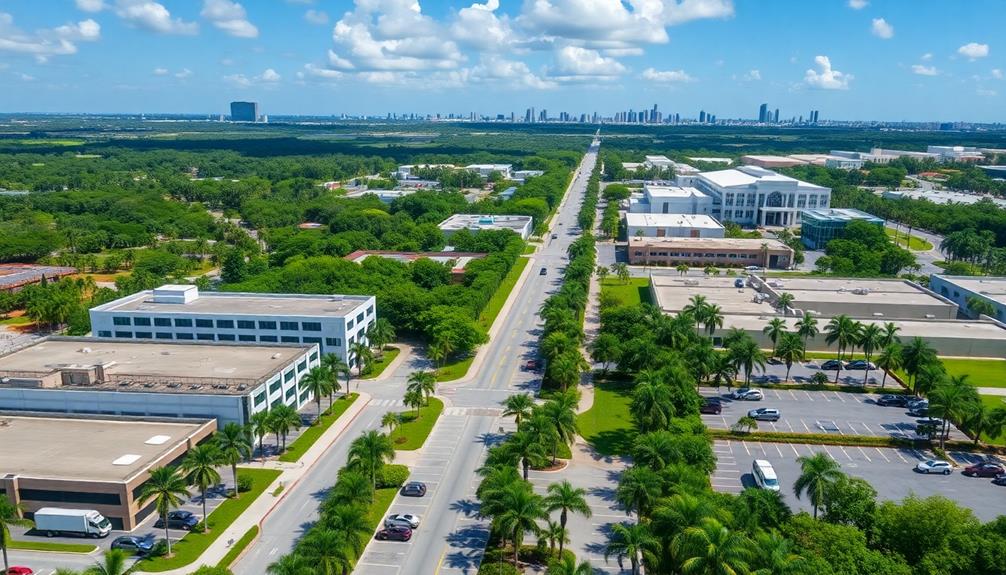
(752, 459), (780, 491)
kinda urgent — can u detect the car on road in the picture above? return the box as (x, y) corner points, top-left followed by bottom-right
(551, 234), (558, 239)
(964, 462), (1006, 477)
(993, 474), (1006, 486)
(375, 526), (412, 541)
(700, 398), (722, 414)
(400, 481), (427, 497)
(820, 360), (846, 370)
(732, 388), (764, 401)
(539, 267), (547, 275)
(6, 567), (33, 575)
(523, 359), (541, 371)
(875, 394), (909, 407)
(154, 510), (199, 530)
(385, 513), (421, 529)
(110, 535), (155, 555)
(915, 459), (953, 474)
(744, 265), (761, 271)
(845, 360), (877, 370)
(747, 408), (781, 421)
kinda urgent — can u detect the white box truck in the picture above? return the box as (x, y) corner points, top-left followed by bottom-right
(33, 508), (112, 538)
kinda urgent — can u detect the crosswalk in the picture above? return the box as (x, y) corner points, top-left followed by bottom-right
(368, 399), (502, 418)
(369, 398), (404, 407)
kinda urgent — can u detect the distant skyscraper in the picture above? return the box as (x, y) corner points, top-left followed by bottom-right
(699, 110), (706, 123)
(230, 101), (258, 122)
(539, 109), (547, 122)
(758, 103), (768, 123)
(651, 104), (659, 123)
(773, 108), (779, 123)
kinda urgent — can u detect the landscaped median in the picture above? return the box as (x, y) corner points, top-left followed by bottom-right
(362, 346), (401, 380)
(7, 539), (97, 554)
(215, 525), (258, 569)
(279, 393), (359, 462)
(389, 397), (444, 450)
(707, 428), (920, 448)
(576, 379), (634, 456)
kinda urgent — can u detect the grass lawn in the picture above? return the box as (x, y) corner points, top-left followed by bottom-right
(436, 355), (474, 382)
(363, 488), (398, 538)
(278, 394), (359, 463)
(8, 540), (97, 553)
(940, 358), (1006, 389)
(979, 395), (1006, 445)
(137, 468), (281, 572)
(0, 315), (33, 326)
(577, 380), (635, 456)
(479, 257), (530, 331)
(885, 228), (933, 250)
(389, 397), (444, 450)
(362, 346), (401, 380)
(523, 244), (538, 255)
(600, 278), (652, 308)
(217, 525), (258, 569)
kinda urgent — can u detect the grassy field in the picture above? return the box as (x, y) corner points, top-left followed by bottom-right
(8, 540), (97, 553)
(436, 355), (474, 382)
(363, 488), (398, 538)
(278, 394), (359, 462)
(577, 380), (635, 456)
(389, 397), (444, 450)
(138, 468), (281, 572)
(600, 277), (652, 307)
(978, 395), (1006, 445)
(523, 244), (538, 255)
(362, 346), (401, 379)
(478, 256), (530, 330)
(940, 358), (1006, 389)
(217, 525), (258, 569)
(885, 228), (933, 250)
(0, 315), (33, 326)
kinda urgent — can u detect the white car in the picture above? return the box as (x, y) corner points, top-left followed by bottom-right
(385, 513), (421, 529)
(915, 460), (953, 475)
(732, 388), (764, 401)
(747, 408), (781, 421)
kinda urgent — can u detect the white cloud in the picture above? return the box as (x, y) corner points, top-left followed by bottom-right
(847, 0), (868, 9)
(201, 0), (258, 38)
(911, 64), (938, 76)
(921, 52), (933, 61)
(225, 68), (280, 87)
(470, 55), (556, 89)
(55, 19), (102, 42)
(0, 12), (100, 57)
(741, 69), (761, 81)
(114, 0), (198, 35)
(550, 45), (625, 80)
(958, 42), (989, 60)
(175, 68), (192, 78)
(304, 9), (328, 25)
(75, 0), (107, 12)
(452, 0), (513, 52)
(641, 67), (694, 83)
(804, 55), (852, 90)
(153, 67), (168, 75)
(976, 88), (997, 97)
(223, 73), (251, 87)
(992, 69), (1004, 80)
(303, 63), (343, 79)
(259, 68), (280, 82)
(871, 18), (893, 39)
(20, 73), (35, 81)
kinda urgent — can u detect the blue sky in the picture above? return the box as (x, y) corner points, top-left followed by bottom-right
(0, 0), (1003, 121)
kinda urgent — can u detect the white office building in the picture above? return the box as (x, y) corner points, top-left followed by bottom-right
(438, 214), (533, 239)
(512, 170), (544, 182)
(89, 285), (376, 367)
(628, 184), (713, 216)
(464, 164), (513, 179)
(625, 213), (725, 239)
(693, 166), (831, 227)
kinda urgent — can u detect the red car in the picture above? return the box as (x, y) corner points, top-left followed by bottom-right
(700, 399), (722, 415)
(375, 526), (412, 541)
(964, 462), (1006, 478)
(523, 359), (541, 371)
(7, 567), (34, 575)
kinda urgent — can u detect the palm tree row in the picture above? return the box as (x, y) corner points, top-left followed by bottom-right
(248, 403), (303, 459)
(499, 390), (581, 475)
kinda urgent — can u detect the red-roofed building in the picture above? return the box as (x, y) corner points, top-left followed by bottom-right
(343, 251), (487, 283)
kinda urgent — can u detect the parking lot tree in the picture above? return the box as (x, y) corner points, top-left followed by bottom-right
(87, 548), (131, 575)
(928, 375), (979, 449)
(732, 415), (758, 434)
(775, 332), (805, 383)
(179, 443), (223, 527)
(728, 334), (767, 386)
(809, 371), (830, 387)
(347, 430), (395, 494)
(782, 514), (912, 575)
(502, 393), (535, 431)
(215, 422), (252, 497)
(963, 402), (1006, 446)
(874, 343), (903, 389)
(687, 339), (718, 384)
(899, 337), (937, 394)
(793, 453), (844, 519)
(1, 498), (31, 572)
(300, 366), (334, 417)
(545, 480), (592, 556)
(763, 318), (787, 357)
(267, 552), (314, 575)
(616, 466), (663, 519)
(546, 555), (593, 575)
(701, 304), (724, 339)
(138, 466), (189, 557)
(824, 315), (862, 383)
(857, 323), (883, 385)
(710, 354), (736, 390)
(590, 332), (621, 374)
(823, 475), (878, 533)
(671, 518), (754, 575)
(676, 263), (690, 275)
(605, 522), (658, 575)
(880, 321), (901, 349)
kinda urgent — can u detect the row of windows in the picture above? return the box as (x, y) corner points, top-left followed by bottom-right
(634, 251), (759, 259)
(99, 331), (334, 347)
(19, 488), (121, 506)
(108, 316), (326, 331)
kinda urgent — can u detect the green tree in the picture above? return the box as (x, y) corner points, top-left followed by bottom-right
(546, 554), (594, 575)
(615, 466), (662, 519)
(605, 522), (658, 575)
(267, 554), (314, 575)
(406, 370), (437, 405)
(751, 531), (807, 575)
(793, 453), (844, 519)
(590, 333), (621, 374)
(899, 337), (937, 395)
(796, 315), (819, 347)
(611, 262), (630, 284)
(824, 315), (860, 383)
(630, 373), (674, 433)
(964, 402), (1006, 446)
(732, 415), (758, 434)
(672, 518), (753, 575)
(86, 549), (131, 575)
(502, 393), (535, 430)
(1, 499), (32, 573)
(928, 375), (979, 449)
(350, 341), (373, 377)
(595, 265), (609, 282)
(544, 480), (592, 556)
(268, 404), (301, 453)
(301, 366), (334, 418)
(966, 295), (997, 318)
(403, 388), (424, 416)
(538, 519), (568, 557)
(875, 343), (903, 389)
(775, 331), (805, 382)
(540, 391), (579, 464)
(249, 410), (272, 462)
(776, 292), (795, 314)
(138, 466), (190, 557)
(215, 422), (252, 497)
(858, 323), (884, 386)
(347, 430), (395, 494)
(676, 263), (690, 276)
(381, 411), (400, 435)
(729, 335), (766, 386)
(496, 483), (547, 566)
(366, 317), (396, 357)
(319, 503), (371, 558)
(823, 474), (878, 532)
(321, 354), (350, 399)
(299, 528), (353, 575)
(179, 443), (222, 527)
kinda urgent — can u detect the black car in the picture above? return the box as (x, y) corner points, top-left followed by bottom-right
(876, 394), (908, 407)
(820, 360), (845, 370)
(699, 399), (722, 415)
(375, 526), (412, 541)
(845, 360), (877, 370)
(154, 510), (199, 530)
(400, 481), (427, 497)
(539, 267), (547, 275)
(993, 474), (1006, 486)
(111, 535), (155, 555)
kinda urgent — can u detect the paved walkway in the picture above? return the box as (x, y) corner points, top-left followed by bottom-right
(978, 388), (1006, 397)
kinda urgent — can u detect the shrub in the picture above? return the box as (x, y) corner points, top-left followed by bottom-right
(236, 473), (254, 493)
(190, 521), (207, 534)
(191, 567), (233, 575)
(149, 539), (169, 558)
(377, 464), (410, 488)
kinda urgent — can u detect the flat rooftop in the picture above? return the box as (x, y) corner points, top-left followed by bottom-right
(0, 415), (212, 482)
(651, 276), (775, 315)
(0, 264), (77, 290)
(935, 276), (1006, 306)
(699, 166), (828, 190)
(92, 286), (371, 317)
(720, 314), (1006, 342)
(625, 213), (723, 229)
(643, 185), (708, 199)
(629, 237), (791, 251)
(344, 250), (486, 271)
(438, 214), (532, 231)
(0, 337), (312, 394)
(802, 208), (883, 223)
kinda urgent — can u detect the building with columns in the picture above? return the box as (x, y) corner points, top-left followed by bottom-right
(692, 166), (831, 227)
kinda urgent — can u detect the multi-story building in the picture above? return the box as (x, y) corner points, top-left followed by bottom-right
(929, 275), (1006, 321)
(627, 237), (793, 269)
(800, 208), (884, 249)
(229, 101), (258, 122)
(625, 213), (724, 239)
(89, 285), (375, 366)
(693, 166), (831, 227)
(628, 184), (713, 216)
(438, 214), (533, 239)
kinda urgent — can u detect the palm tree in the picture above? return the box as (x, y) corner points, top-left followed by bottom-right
(495, 484), (547, 566)
(301, 365), (334, 419)
(1, 499), (32, 572)
(615, 466), (662, 519)
(880, 321), (901, 348)
(538, 519), (569, 557)
(676, 263), (690, 276)
(406, 370), (437, 405)
(299, 528), (353, 575)
(321, 354), (350, 399)
(683, 295), (709, 333)
(381, 411), (400, 434)
(331, 470), (373, 504)
(964, 402), (1006, 447)
(702, 304), (724, 339)
(546, 555), (594, 575)
(347, 430), (395, 494)
(502, 393), (535, 430)
(710, 353), (736, 390)
(928, 375), (979, 449)
(762, 318), (787, 357)
(544, 480), (592, 555)
(776, 292), (795, 315)
(506, 430), (548, 480)
(403, 388), (424, 416)
(796, 314), (818, 347)
(630, 376), (673, 433)
(320, 503), (371, 557)
(793, 453), (843, 519)
(729, 336), (766, 386)
(267, 552), (314, 575)
(87, 549), (131, 575)
(875, 343), (903, 389)
(138, 466), (190, 556)
(824, 315), (859, 383)
(605, 522), (657, 575)
(590, 333), (621, 374)
(268, 404), (302, 453)
(349, 341), (373, 377)
(595, 265), (609, 282)
(751, 531), (806, 575)
(215, 422), (252, 497)
(900, 337), (937, 394)
(672, 517), (753, 575)
(858, 323), (884, 385)
(179, 443), (222, 527)
(732, 415), (758, 434)
(548, 351), (587, 392)
(541, 392), (579, 464)
(249, 410), (271, 461)
(366, 317), (396, 357)
(775, 332), (804, 382)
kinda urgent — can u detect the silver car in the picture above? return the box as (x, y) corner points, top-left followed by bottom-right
(385, 513), (421, 529)
(915, 460), (953, 475)
(732, 388), (764, 401)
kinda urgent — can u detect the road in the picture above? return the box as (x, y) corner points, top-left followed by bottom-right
(234, 139), (599, 575)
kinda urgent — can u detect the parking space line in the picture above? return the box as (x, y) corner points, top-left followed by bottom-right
(742, 441), (751, 456)
(857, 447), (872, 462)
(803, 391), (814, 402)
(821, 444), (838, 461)
(838, 445), (853, 461)
(789, 443), (800, 456)
(894, 450), (909, 463)
(833, 391), (846, 403)
(788, 389), (799, 401)
(801, 419), (811, 433)
(773, 443), (784, 457)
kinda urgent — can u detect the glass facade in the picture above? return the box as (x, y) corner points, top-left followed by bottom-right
(800, 208), (884, 250)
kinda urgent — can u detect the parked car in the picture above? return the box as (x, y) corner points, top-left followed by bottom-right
(733, 278), (745, 288)
(876, 394), (908, 407)
(820, 360), (846, 370)
(908, 405), (929, 417)
(6, 567), (34, 575)
(539, 267), (547, 275)
(110, 535), (155, 556)
(915, 460), (953, 475)
(400, 481), (427, 497)
(916, 417), (945, 428)
(375, 526), (412, 541)
(154, 510), (199, 530)
(964, 462), (1006, 477)
(906, 398), (928, 409)
(523, 359), (541, 371)
(992, 474), (1006, 486)
(744, 265), (761, 271)
(748, 408), (781, 422)
(845, 360), (877, 370)
(732, 388), (764, 401)
(700, 399), (722, 415)
(551, 234), (558, 239)
(385, 514), (421, 529)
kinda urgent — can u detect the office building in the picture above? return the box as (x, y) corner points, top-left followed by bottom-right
(628, 184), (713, 216)
(625, 213), (724, 239)
(229, 101), (258, 122)
(800, 208), (884, 249)
(1, 264), (77, 293)
(773, 109), (779, 123)
(694, 166), (832, 227)
(926, 146), (986, 163)
(1, 415), (216, 531)
(438, 214), (533, 240)
(512, 169), (544, 182)
(90, 285), (375, 365)
(929, 275), (1006, 321)
(627, 237), (793, 269)
(740, 155), (807, 168)
(758, 103), (768, 123)
(343, 189), (416, 204)
(0, 337), (321, 425)
(464, 164), (513, 179)
(699, 111), (706, 123)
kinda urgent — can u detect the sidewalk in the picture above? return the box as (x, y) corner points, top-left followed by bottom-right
(978, 387), (1006, 397)
(134, 391), (372, 575)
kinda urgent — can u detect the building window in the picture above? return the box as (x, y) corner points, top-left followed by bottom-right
(133, 317), (151, 326)
(285, 387), (296, 400)
(347, 320), (355, 330)
(302, 322), (322, 331)
(218, 334), (236, 341)
(269, 380), (281, 394)
(356, 313), (365, 324)
(113, 317), (131, 326)
(174, 318), (193, 328)
(260, 335), (278, 343)
(19, 489), (121, 506)
(98, 330), (112, 337)
(114, 331), (132, 338)
(216, 319), (234, 329)
(280, 321), (299, 331)
(238, 320), (256, 329)
(309, 351), (319, 362)
(254, 391), (266, 405)
(238, 334), (256, 342)
(156, 332), (173, 340)
(259, 321), (277, 330)
(300, 389), (311, 403)
(368, 305), (375, 316)
(154, 317), (172, 327)
(135, 332), (152, 339)
(284, 370), (294, 383)
(325, 337), (342, 347)
(281, 336), (299, 343)
(196, 333), (215, 341)
(195, 319), (213, 328)
(176, 332), (194, 340)
(297, 360), (308, 373)
(303, 337), (321, 345)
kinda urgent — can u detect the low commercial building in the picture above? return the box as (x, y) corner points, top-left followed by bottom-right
(927, 146), (985, 163)
(628, 184), (713, 215)
(344, 250), (486, 283)
(512, 170), (544, 182)
(627, 237), (793, 269)
(343, 189), (416, 203)
(0, 415), (216, 531)
(90, 285), (375, 365)
(830, 150), (898, 165)
(740, 155), (807, 168)
(694, 166), (831, 227)
(395, 164), (455, 179)
(438, 214), (533, 239)
(747, 276), (958, 320)
(687, 157), (733, 165)
(787, 154), (864, 170)
(929, 275), (1006, 321)
(800, 208), (884, 249)
(0, 264), (77, 293)
(464, 164), (513, 179)
(0, 337), (320, 425)
(625, 213), (724, 239)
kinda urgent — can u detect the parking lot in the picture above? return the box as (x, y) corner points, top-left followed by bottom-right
(752, 358), (884, 386)
(712, 440), (1006, 521)
(700, 388), (969, 442)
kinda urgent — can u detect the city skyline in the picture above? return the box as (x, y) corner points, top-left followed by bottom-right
(0, 1), (1003, 121)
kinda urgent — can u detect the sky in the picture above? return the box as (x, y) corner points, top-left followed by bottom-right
(0, 0), (1003, 121)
